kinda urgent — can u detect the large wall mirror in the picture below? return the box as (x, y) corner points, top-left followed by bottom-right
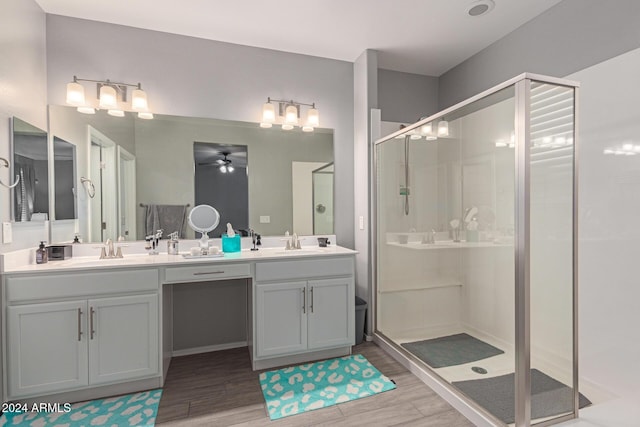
(11, 117), (49, 222)
(48, 105), (334, 243)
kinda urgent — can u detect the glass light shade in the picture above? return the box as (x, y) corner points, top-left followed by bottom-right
(420, 123), (433, 135)
(227, 165), (235, 172)
(138, 111), (154, 120)
(66, 82), (85, 106)
(260, 122), (273, 128)
(410, 133), (422, 140)
(99, 85), (118, 110)
(282, 123), (294, 130)
(107, 109), (125, 117)
(285, 105), (298, 125)
(219, 165), (227, 173)
(77, 106), (96, 115)
(302, 126), (314, 132)
(262, 102), (276, 123)
(437, 120), (449, 137)
(426, 135), (438, 141)
(306, 108), (320, 127)
(131, 89), (148, 111)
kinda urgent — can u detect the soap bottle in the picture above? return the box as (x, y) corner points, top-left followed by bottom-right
(36, 241), (48, 264)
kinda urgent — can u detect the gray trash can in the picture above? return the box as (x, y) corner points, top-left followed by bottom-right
(355, 296), (367, 345)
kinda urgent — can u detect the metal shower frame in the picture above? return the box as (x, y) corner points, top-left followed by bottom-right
(370, 73), (580, 427)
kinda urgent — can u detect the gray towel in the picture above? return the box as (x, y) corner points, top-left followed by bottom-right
(145, 204), (188, 238)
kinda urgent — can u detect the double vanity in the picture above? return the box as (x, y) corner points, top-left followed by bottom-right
(0, 239), (356, 404)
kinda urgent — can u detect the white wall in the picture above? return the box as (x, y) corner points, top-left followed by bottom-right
(568, 47), (640, 397)
(0, 0), (48, 252)
(45, 15), (355, 248)
(353, 50), (378, 334)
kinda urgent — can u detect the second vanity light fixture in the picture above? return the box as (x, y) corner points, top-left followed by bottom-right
(260, 97), (320, 132)
(66, 76), (154, 119)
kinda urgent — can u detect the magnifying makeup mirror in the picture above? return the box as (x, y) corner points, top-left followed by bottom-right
(188, 204), (220, 251)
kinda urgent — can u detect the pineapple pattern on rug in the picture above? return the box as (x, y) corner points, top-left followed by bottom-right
(259, 354), (396, 420)
(0, 389), (162, 427)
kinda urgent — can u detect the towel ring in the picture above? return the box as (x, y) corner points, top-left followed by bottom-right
(0, 157), (20, 189)
(80, 177), (96, 198)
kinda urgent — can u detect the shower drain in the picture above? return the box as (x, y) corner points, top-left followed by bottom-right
(471, 366), (488, 374)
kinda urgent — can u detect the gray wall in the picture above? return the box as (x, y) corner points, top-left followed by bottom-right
(439, 0), (640, 109)
(378, 69), (439, 123)
(0, 0), (48, 252)
(45, 15), (355, 249)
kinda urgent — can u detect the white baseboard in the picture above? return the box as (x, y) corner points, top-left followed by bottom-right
(172, 341), (247, 357)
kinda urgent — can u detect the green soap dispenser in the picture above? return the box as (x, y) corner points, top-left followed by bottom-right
(36, 241), (48, 264)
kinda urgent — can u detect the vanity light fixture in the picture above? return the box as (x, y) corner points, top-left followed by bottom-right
(65, 76), (154, 119)
(260, 97), (320, 131)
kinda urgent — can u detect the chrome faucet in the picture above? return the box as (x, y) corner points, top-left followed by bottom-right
(285, 233), (302, 250)
(99, 238), (124, 259)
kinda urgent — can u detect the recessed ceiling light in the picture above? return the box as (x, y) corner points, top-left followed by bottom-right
(466, 0), (495, 17)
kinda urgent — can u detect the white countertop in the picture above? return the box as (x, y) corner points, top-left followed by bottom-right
(1, 244), (357, 274)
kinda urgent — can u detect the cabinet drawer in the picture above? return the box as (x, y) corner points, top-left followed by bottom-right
(6, 269), (159, 302)
(164, 263), (251, 283)
(255, 257), (354, 282)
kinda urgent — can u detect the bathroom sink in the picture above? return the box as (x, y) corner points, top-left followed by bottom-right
(62, 255), (152, 268)
(272, 249), (323, 255)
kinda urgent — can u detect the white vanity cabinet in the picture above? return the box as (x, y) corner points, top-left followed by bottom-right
(253, 257), (355, 366)
(4, 269), (159, 399)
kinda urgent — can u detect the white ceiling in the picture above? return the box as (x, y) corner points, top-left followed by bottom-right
(35, 0), (563, 76)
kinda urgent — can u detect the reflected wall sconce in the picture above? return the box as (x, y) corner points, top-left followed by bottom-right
(260, 97), (320, 132)
(66, 76), (154, 119)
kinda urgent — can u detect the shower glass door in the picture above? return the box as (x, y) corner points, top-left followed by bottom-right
(375, 74), (579, 426)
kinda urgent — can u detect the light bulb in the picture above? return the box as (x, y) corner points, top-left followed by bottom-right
(306, 107), (320, 127)
(220, 165), (227, 173)
(410, 133), (422, 140)
(77, 106), (95, 115)
(426, 136), (437, 141)
(260, 122), (273, 128)
(262, 102), (276, 123)
(131, 88), (148, 111)
(108, 109), (125, 117)
(99, 85), (118, 110)
(137, 111), (154, 120)
(420, 123), (433, 135)
(282, 123), (294, 130)
(302, 126), (314, 132)
(227, 165), (234, 172)
(66, 81), (85, 106)
(285, 104), (298, 125)
(437, 120), (449, 137)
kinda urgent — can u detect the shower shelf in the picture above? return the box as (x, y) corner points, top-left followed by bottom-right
(378, 279), (462, 293)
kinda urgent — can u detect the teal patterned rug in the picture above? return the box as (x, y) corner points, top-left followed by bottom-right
(259, 354), (396, 420)
(0, 389), (162, 427)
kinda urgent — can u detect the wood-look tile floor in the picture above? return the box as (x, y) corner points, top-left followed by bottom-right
(156, 342), (474, 426)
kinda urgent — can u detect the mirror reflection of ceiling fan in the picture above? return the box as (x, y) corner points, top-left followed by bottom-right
(198, 152), (235, 173)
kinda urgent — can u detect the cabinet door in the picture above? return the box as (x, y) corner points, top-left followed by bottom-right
(88, 294), (159, 385)
(7, 301), (89, 397)
(307, 278), (354, 349)
(256, 281), (307, 357)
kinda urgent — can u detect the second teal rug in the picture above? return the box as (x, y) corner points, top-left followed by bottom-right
(259, 354), (396, 420)
(0, 389), (162, 427)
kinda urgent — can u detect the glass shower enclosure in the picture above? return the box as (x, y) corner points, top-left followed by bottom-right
(374, 74), (580, 426)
